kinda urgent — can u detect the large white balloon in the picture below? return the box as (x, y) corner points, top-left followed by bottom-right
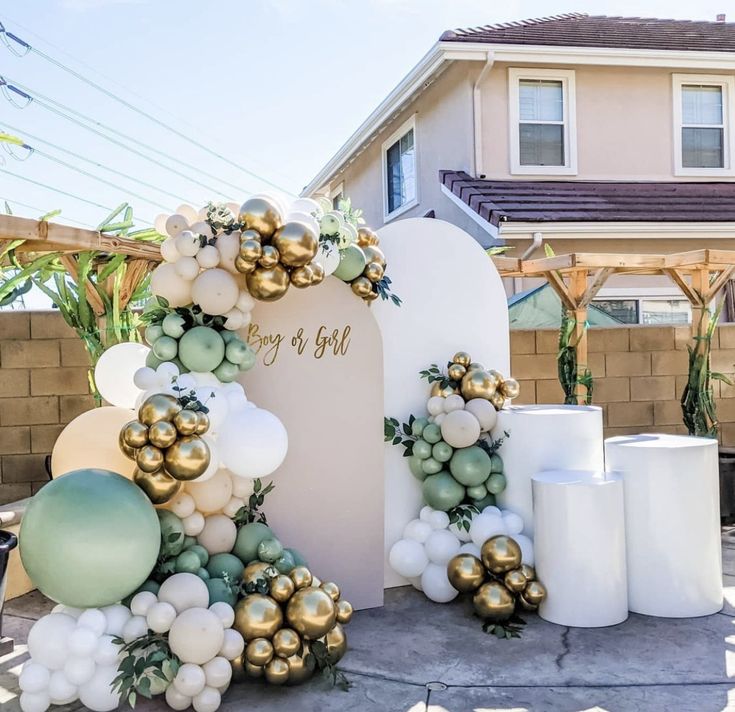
(191, 269), (239, 316)
(424, 529), (460, 565)
(421, 563), (459, 603)
(150, 262), (192, 308)
(51, 407), (136, 478)
(78, 664), (121, 712)
(158, 573), (210, 614)
(94, 343), (149, 409)
(217, 407), (288, 478)
(388, 539), (428, 578)
(440, 410), (481, 449)
(27, 614), (77, 670)
(469, 513), (507, 547)
(168, 608), (225, 665)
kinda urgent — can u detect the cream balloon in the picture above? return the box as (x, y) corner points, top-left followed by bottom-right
(158, 574), (209, 614)
(94, 343), (150, 409)
(191, 269), (239, 316)
(197, 514), (237, 555)
(161, 237), (181, 263)
(51, 407), (136, 478)
(168, 608), (225, 665)
(440, 409), (481, 449)
(187, 469), (233, 513)
(150, 262), (192, 308)
(165, 214), (189, 237)
(317, 242), (341, 277)
(176, 205), (199, 224)
(175, 256), (200, 280)
(464, 398), (498, 432)
(215, 233), (240, 275)
(217, 408), (288, 478)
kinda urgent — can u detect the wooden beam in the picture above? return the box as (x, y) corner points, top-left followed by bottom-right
(705, 265), (735, 302)
(663, 268), (703, 306)
(60, 255), (106, 316)
(544, 270), (577, 311)
(579, 267), (613, 308)
(569, 270), (589, 405)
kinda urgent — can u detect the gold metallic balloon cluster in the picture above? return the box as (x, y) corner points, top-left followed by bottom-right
(447, 535), (547, 622)
(119, 393), (211, 504)
(233, 563), (352, 686)
(234, 197), (324, 302)
(348, 227), (387, 303)
(431, 351), (520, 410)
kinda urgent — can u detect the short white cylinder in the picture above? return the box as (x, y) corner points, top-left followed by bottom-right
(493, 405), (604, 536)
(605, 433), (722, 617)
(533, 470), (628, 627)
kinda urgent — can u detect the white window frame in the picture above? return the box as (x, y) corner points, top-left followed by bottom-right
(381, 115), (419, 222)
(673, 73), (735, 177)
(329, 182), (344, 209)
(508, 67), (577, 176)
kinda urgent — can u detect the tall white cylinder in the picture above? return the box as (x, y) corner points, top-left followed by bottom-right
(533, 470), (628, 627)
(605, 433), (722, 617)
(493, 405), (604, 536)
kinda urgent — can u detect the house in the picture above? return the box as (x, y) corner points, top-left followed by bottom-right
(302, 13), (735, 325)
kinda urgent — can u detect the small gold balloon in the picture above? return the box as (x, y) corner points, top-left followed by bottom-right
(133, 469), (182, 505)
(460, 369), (498, 401)
(357, 227), (377, 247)
(524, 580), (547, 606)
(430, 381), (459, 398)
(258, 245), (280, 269)
(121, 420), (149, 448)
(324, 622), (347, 664)
(500, 378), (520, 399)
(241, 228), (262, 243)
(119, 437), (137, 459)
(504, 569), (528, 593)
(473, 581), (516, 622)
(239, 238), (263, 262)
(446, 554), (485, 593)
(231, 655), (247, 684)
(239, 197), (282, 240)
(264, 657), (289, 686)
(147, 420), (178, 449)
(273, 222), (319, 268)
(235, 256), (257, 274)
(363, 261), (384, 283)
(270, 574), (296, 603)
(272, 628), (301, 658)
(309, 261), (325, 286)
(195, 411), (210, 435)
(311, 575), (322, 587)
(234, 594), (283, 641)
(452, 351), (472, 368)
(520, 564), (536, 581)
(351, 276), (373, 298)
(289, 566), (313, 590)
(245, 638), (274, 666)
(285, 642), (316, 686)
(136, 444), (164, 473)
(490, 391), (506, 411)
(243, 561), (276, 587)
(320, 581), (340, 602)
(467, 362), (485, 374)
(244, 660), (264, 678)
(481, 536), (522, 575)
(286, 587), (338, 640)
(518, 594), (538, 611)
(362, 245), (386, 268)
(364, 290), (379, 302)
(139, 393), (181, 426)
(173, 409), (199, 436)
(246, 265), (290, 302)
(289, 265), (314, 289)
(335, 599), (353, 625)
(488, 369), (504, 387)
(447, 363), (467, 382)
(163, 435), (210, 480)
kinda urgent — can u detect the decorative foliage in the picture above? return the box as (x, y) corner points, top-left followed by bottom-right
(233, 478), (276, 527)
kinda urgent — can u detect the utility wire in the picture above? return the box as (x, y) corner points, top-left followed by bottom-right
(1, 197), (94, 228)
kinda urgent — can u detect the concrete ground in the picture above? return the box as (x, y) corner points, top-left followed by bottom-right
(3, 532), (735, 712)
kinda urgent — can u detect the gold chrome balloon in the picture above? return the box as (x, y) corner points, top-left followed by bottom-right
(234, 594), (283, 641)
(320, 581), (340, 602)
(241, 228), (262, 243)
(446, 554), (485, 593)
(119, 437), (137, 459)
(472, 581), (515, 622)
(244, 660), (264, 678)
(239, 239), (263, 263)
(500, 378), (520, 399)
(523, 580), (547, 606)
(136, 444), (164, 473)
(173, 409), (199, 436)
(351, 276), (373, 298)
(447, 363), (467, 382)
(270, 574), (296, 603)
(284, 642), (315, 685)
(246, 265), (290, 302)
(264, 657), (289, 686)
(195, 412), (210, 435)
(273, 222), (319, 268)
(467, 362), (485, 374)
(121, 420), (149, 449)
(363, 262), (384, 283)
(520, 564), (536, 581)
(357, 227), (378, 247)
(490, 391), (506, 411)
(289, 566), (313, 590)
(163, 435), (210, 480)
(452, 351), (472, 368)
(430, 381), (459, 398)
(309, 262), (325, 286)
(335, 599), (353, 625)
(239, 197), (282, 240)
(272, 628), (301, 658)
(242, 561), (276, 587)
(286, 587), (337, 640)
(258, 245), (280, 269)
(460, 369), (498, 401)
(518, 594), (538, 612)
(235, 256), (257, 274)
(231, 655), (247, 683)
(245, 638), (274, 666)
(133, 469), (181, 505)
(290, 265), (314, 289)
(324, 622), (347, 664)
(139, 394), (181, 426)
(362, 245), (386, 268)
(148, 420), (178, 449)
(504, 569), (528, 593)
(481, 536), (522, 574)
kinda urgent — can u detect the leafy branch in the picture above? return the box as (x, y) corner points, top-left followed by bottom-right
(307, 639), (351, 691)
(233, 478), (275, 527)
(482, 614), (526, 640)
(384, 415), (417, 456)
(477, 430), (510, 458)
(447, 504), (479, 533)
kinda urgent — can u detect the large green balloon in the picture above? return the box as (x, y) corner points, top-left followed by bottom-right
(206, 552), (245, 580)
(178, 326), (225, 372)
(333, 244), (367, 281)
(233, 522), (274, 564)
(422, 472), (465, 511)
(449, 446), (492, 487)
(20, 469), (160, 608)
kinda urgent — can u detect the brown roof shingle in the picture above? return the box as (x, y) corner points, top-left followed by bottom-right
(441, 13), (735, 53)
(441, 170), (735, 225)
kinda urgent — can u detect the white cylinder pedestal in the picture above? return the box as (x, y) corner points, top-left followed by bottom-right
(533, 470), (628, 627)
(493, 406), (604, 536)
(605, 433), (722, 617)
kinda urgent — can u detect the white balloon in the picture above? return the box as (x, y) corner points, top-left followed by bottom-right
(197, 514), (237, 555)
(440, 410), (481, 449)
(68, 627), (98, 657)
(155, 213), (169, 235)
(208, 602), (235, 629)
(188, 468), (233, 513)
(130, 591), (158, 618)
(176, 205), (199, 224)
(146, 601), (177, 633)
(150, 262), (192, 308)
(223, 308), (244, 331)
(470, 513), (507, 547)
(191, 269), (239, 316)
(421, 563), (459, 603)
(133, 366), (158, 391)
(169, 608), (225, 665)
(158, 573), (210, 614)
(427, 510), (450, 530)
(514, 534), (535, 565)
(161, 236), (181, 263)
(407, 575), (423, 591)
(502, 511), (525, 536)
(482, 505), (502, 516)
(63, 657), (95, 686)
(193, 686), (221, 712)
(459, 542), (482, 557)
(78, 664), (121, 712)
(101, 604), (131, 637)
(203, 657), (231, 688)
(191, 371), (221, 386)
(448, 518), (474, 543)
(175, 256), (201, 280)
(219, 628), (245, 660)
(19, 691), (50, 712)
(230, 474), (255, 499)
(236, 291), (255, 313)
(173, 662), (207, 697)
(175, 230), (201, 257)
(51, 605), (82, 618)
(175, 373), (197, 391)
(316, 241), (341, 276)
(442, 394), (465, 413)
(287, 212), (320, 236)
(170, 492), (196, 519)
(424, 529), (460, 565)
(194, 387), (228, 432)
(48, 670), (77, 704)
(19, 662), (50, 693)
(226, 391), (248, 414)
(166, 214), (189, 237)
(403, 519), (432, 544)
(27, 614), (76, 670)
(183, 511), (206, 537)
(157, 361), (181, 381)
(290, 197), (322, 217)
(195, 434), (220, 483)
(166, 684), (193, 711)
(93, 635), (121, 667)
(388, 539), (428, 578)
(218, 407), (288, 478)
(419, 506), (433, 522)
(222, 496), (244, 518)
(434, 412), (446, 426)
(215, 232), (240, 275)
(464, 398), (498, 432)
(426, 396), (444, 416)
(122, 615), (148, 643)
(190, 221), (214, 240)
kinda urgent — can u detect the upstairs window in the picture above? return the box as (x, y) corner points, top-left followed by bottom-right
(382, 116), (417, 219)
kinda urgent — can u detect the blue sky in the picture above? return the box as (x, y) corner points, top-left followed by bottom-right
(0, 0), (731, 230)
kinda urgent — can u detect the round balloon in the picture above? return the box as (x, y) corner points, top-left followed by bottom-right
(217, 408), (288, 478)
(94, 343), (150, 409)
(150, 262), (192, 308)
(51, 407), (137, 478)
(20, 469), (160, 608)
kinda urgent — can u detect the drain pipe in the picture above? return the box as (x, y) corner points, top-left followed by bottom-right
(473, 51), (494, 178)
(513, 232), (543, 295)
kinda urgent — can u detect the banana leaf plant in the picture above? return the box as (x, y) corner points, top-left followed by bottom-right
(0, 203), (162, 400)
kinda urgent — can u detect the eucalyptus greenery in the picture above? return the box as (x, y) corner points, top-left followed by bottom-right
(306, 640), (351, 691)
(482, 614), (526, 640)
(232, 478), (276, 527)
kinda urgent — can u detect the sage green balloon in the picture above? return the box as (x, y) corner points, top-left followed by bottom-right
(207, 552), (245, 580)
(183, 536), (197, 548)
(449, 446), (492, 487)
(490, 454), (504, 474)
(145, 351), (163, 369)
(421, 457), (443, 475)
(153, 335), (178, 361)
(432, 441), (453, 463)
(472, 493), (496, 510)
(197, 567), (210, 580)
(175, 550), (201, 574)
(162, 312), (186, 339)
(422, 424), (442, 445)
(213, 359), (239, 383)
(233, 522), (274, 564)
(411, 417), (429, 437)
(20, 469), (160, 608)
(333, 244), (367, 282)
(238, 348), (257, 372)
(466, 484), (488, 500)
(206, 578), (237, 606)
(412, 439), (431, 460)
(408, 455), (427, 481)
(274, 550), (297, 574)
(178, 326), (226, 373)
(486, 473), (507, 495)
(158, 510), (185, 557)
(422, 472), (465, 511)
(284, 547), (308, 568)
(144, 324), (164, 346)
(186, 544), (209, 567)
(258, 538), (284, 563)
(225, 339), (251, 366)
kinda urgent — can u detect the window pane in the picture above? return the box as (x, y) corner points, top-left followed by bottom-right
(593, 299), (639, 324)
(682, 85), (723, 125)
(682, 127), (724, 167)
(519, 80), (563, 121)
(520, 124), (564, 166)
(386, 128), (416, 213)
(641, 299), (691, 325)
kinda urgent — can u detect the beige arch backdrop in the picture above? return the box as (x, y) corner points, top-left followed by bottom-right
(239, 276), (384, 610)
(373, 218), (511, 588)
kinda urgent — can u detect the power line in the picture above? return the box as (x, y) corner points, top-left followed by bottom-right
(0, 197), (94, 228)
